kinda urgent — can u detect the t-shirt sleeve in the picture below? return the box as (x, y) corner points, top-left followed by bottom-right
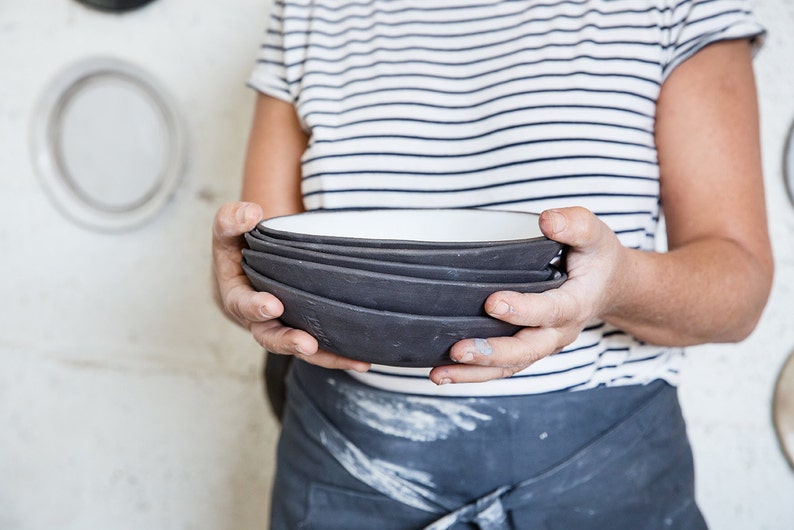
(662, 0), (766, 81)
(247, 1), (293, 103)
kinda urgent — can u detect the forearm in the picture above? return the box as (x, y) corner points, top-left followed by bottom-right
(607, 38), (774, 347)
(604, 237), (773, 346)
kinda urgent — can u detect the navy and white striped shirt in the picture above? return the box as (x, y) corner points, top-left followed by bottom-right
(248, 0), (764, 396)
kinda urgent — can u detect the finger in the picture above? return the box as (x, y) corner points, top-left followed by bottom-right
(212, 201), (263, 245)
(250, 319), (320, 355)
(212, 202), (271, 323)
(212, 202), (264, 286)
(223, 279), (284, 324)
(430, 364), (516, 385)
(432, 328), (570, 384)
(448, 327), (565, 369)
(484, 288), (582, 329)
(250, 320), (371, 372)
(538, 206), (612, 252)
(295, 349), (372, 373)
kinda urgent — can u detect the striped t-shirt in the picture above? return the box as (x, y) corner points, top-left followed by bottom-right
(248, 0), (764, 396)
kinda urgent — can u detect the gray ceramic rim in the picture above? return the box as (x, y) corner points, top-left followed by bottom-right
(31, 56), (185, 231)
(773, 349), (794, 470)
(784, 118), (794, 208)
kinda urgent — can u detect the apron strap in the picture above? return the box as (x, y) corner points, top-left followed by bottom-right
(423, 486), (510, 530)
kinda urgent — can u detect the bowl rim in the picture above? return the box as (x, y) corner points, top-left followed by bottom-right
(242, 247), (565, 291)
(247, 227), (563, 271)
(256, 208), (548, 247)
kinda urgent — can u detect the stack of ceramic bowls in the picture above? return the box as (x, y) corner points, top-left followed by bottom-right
(241, 209), (566, 367)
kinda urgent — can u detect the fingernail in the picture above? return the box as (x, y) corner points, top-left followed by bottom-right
(456, 351), (474, 363)
(548, 210), (566, 233)
(437, 378), (452, 385)
(489, 300), (511, 316)
(294, 344), (309, 355)
(236, 204), (251, 224)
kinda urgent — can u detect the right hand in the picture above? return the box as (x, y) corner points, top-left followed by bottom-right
(212, 201), (371, 372)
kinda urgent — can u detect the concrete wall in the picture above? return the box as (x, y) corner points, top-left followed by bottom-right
(0, 0), (793, 529)
(0, 1), (277, 529)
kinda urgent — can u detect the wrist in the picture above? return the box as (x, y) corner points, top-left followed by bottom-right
(599, 245), (643, 322)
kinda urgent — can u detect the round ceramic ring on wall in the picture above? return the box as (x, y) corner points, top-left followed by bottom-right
(32, 57), (185, 232)
(774, 349), (794, 471)
(785, 119), (794, 208)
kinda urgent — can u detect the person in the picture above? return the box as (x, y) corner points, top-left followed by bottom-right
(212, 1), (774, 528)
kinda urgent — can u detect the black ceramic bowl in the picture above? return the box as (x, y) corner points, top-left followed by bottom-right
(241, 262), (521, 367)
(242, 250), (565, 317)
(247, 228), (562, 271)
(243, 234), (556, 284)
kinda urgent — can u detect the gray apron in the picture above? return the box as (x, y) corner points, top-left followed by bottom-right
(270, 361), (707, 529)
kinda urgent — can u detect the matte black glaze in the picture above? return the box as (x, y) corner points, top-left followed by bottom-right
(243, 235), (557, 283)
(242, 249), (565, 317)
(246, 230), (563, 271)
(242, 263), (522, 367)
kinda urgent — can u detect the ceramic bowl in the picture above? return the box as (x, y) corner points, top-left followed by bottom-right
(242, 250), (565, 316)
(241, 262), (521, 367)
(258, 208), (547, 247)
(243, 235), (556, 284)
(247, 228), (562, 271)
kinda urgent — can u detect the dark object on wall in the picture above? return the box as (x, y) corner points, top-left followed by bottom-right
(75, 0), (157, 12)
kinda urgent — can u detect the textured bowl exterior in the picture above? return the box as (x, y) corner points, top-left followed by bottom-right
(244, 234), (555, 283)
(242, 249), (566, 316)
(242, 262), (522, 367)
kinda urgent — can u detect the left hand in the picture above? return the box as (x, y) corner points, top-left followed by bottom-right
(429, 206), (629, 385)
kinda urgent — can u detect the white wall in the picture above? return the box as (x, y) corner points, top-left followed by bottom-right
(0, 1), (278, 529)
(0, 1), (793, 529)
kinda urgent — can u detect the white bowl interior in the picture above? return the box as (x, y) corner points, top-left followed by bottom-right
(259, 209), (543, 243)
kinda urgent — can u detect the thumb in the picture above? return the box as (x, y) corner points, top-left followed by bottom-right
(538, 206), (608, 250)
(213, 201), (263, 242)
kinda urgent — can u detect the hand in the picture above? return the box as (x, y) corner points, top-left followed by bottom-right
(429, 206), (627, 385)
(212, 201), (370, 372)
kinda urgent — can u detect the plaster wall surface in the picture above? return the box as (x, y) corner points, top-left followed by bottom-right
(1, 1), (277, 529)
(0, 1), (793, 529)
